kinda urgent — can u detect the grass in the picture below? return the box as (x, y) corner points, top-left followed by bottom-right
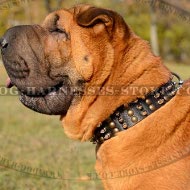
(0, 62), (189, 190)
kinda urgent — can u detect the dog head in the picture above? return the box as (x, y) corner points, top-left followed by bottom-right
(0, 4), (170, 141)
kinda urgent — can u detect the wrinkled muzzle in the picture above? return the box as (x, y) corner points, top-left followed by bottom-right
(0, 25), (73, 115)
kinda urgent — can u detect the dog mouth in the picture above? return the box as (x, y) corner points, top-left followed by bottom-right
(6, 77), (73, 115)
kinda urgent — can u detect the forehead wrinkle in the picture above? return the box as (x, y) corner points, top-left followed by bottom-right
(55, 11), (73, 31)
(53, 14), (60, 26)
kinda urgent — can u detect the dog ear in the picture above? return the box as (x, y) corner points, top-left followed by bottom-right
(76, 7), (114, 29)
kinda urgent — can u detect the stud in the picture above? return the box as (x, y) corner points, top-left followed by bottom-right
(166, 85), (173, 91)
(136, 104), (143, 110)
(164, 96), (170, 101)
(145, 99), (152, 105)
(169, 91), (176, 96)
(113, 128), (119, 133)
(109, 122), (116, 128)
(141, 110), (148, 116)
(154, 92), (160, 99)
(149, 104), (156, 111)
(127, 110), (134, 116)
(158, 99), (164, 105)
(104, 133), (111, 140)
(160, 89), (165, 95)
(97, 123), (102, 128)
(100, 128), (106, 134)
(119, 117), (124, 123)
(123, 123), (128, 129)
(131, 116), (138, 123)
(100, 137), (104, 142)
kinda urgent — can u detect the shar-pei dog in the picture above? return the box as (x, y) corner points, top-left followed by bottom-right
(1, 4), (190, 190)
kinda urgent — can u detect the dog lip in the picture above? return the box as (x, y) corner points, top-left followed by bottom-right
(19, 81), (65, 97)
(19, 79), (74, 115)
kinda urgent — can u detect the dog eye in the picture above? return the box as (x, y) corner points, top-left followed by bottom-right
(49, 28), (70, 40)
(50, 28), (66, 34)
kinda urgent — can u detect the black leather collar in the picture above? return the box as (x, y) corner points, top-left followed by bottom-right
(91, 73), (183, 144)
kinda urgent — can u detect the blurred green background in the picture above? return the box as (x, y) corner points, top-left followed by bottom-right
(0, 0), (190, 190)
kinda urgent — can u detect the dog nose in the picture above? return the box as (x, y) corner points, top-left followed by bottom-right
(0, 38), (8, 49)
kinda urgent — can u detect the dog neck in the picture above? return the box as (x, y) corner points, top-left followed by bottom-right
(91, 73), (183, 144)
(62, 36), (176, 141)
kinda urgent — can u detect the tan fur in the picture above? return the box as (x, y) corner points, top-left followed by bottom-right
(61, 6), (171, 141)
(43, 5), (190, 189)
